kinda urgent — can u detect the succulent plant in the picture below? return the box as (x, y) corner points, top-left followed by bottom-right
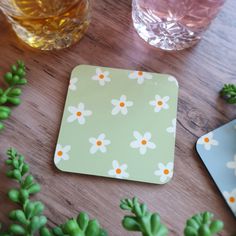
(220, 84), (236, 104)
(0, 148), (225, 236)
(0, 60), (27, 131)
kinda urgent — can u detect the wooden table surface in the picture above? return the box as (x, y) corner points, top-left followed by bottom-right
(0, 0), (235, 235)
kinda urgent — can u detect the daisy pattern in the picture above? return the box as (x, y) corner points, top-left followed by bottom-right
(108, 160), (129, 179)
(226, 154), (236, 175)
(223, 189), (236, 214)
(168, 75), (179, 87)
(154, 162), (174, 183)
(166, 118), (177, 137)
(67, 103), (92, 125)
(89, 133), (111, 154)
(197, 132), (219, 151)
(69, 77), (78, 91)
(111, 95), (133, 115)
(54, 144), (71, 164)
(91, 68), (111, 86)
(149, 95), (170, 112)
(130, 131), (156, 155)
(128, 70), (152, 84)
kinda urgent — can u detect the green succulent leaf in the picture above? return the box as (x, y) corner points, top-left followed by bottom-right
(0, 110), (10, 120)
(13, 169), (22, 181)
(21, 163), (29, 176)
(8, 189), (20, 203)
(22, 175), (34, 188)
(184, 226), (198, 236)
(15, 210), (28, 225)
(0, 121), (4, 130)
(209, 221), (224, 234)
(25, 201), (35, 219)
(29, 216), (47, 233)
(19, 189), (29, 204)
(7, 97), (21, 105)
(85, 220), (101, 235)
(77, 212), (89, 231)
(27, 183), (41, 194)
(33, 202), (45, 216)
(52, 226), (64, 236)
(122, 216), (140, 231)
(9, 224), (26, 235)
(40, 227), (53, 236)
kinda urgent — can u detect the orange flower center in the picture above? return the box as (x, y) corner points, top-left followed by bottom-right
(138, 71), (143, 76)
(141, 139), (147, 145)
(157, 101), (163, 106)
(57, 151), (63, 157)
(229, 196), (235, 203)
(204, 137), (210, 143)
(116, 168), (122, 174)
(99, 74), (105, 80)
(96, 140), (102, 146)
(163, 169), (169, 175)
(119, 102), (125, 107)
(76, 111), (82, 117)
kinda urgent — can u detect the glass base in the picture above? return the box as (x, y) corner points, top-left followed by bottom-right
(10, 19), (90, 50)
(11, 19), (90, 50)
(132, 10), (201, 51)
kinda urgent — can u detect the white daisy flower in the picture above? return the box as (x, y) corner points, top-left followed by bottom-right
(108, 160), (129, 179)
(91, 68), (111, 86)
(54, 144), (71, 164)
(197, 132), (219, 150)
(154, 162), (174, 183)
(128, 71), (152, 84)
(69, 77), (78, 91)
(130, 131), (156, 155)
(226, 154), (236, 175)
(223, 189), (236, 214)
(67, 103), (92, 125)
(89, 133), (111, 154)
(168, 76), (179, 87)
(149, 95), (170, 112)
(111, 95), (133, 115)
(166, 118), (177, 137)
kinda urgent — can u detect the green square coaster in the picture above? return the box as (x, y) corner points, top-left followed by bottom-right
(54, 65), (179, 184)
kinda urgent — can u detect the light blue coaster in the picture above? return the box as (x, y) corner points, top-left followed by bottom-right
(196, 119), (236, 218)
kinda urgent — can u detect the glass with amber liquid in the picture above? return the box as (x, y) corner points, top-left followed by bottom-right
(0, 0), (91, 50)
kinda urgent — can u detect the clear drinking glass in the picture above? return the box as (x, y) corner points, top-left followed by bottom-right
(0, 0), (91, 50)
(132, 0), (226, 50)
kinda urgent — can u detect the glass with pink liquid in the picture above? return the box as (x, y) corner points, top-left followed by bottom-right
(132, 0), (226, 50)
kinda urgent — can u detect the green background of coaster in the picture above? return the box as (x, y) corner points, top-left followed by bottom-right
(54, 65), (179, 184)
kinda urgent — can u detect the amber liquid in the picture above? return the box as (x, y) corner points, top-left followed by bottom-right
(1, 0), (90, 50)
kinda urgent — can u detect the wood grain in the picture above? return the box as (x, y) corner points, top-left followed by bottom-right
(0, 0), (235, 235)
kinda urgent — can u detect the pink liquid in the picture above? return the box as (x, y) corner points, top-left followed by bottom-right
(132, 0), (226, 50)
